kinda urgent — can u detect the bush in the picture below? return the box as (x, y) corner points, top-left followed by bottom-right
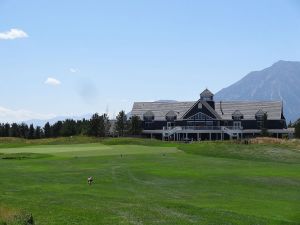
(12, 212), (34, 225)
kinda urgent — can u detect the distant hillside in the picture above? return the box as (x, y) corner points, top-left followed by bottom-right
(155, 100), (178, 103)
(215, 60), (300, 122)
(23, 114), (92, 127)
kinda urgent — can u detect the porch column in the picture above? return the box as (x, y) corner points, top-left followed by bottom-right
(197, 133), (199, 141)
(209, 133), (211, 141)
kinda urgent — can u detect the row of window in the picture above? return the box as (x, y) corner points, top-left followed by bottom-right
(143, 110), (268, 122)
(143, 110), (178, 122)
(143, 111), (213, 122)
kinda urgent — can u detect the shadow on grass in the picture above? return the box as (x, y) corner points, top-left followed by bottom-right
(0, 153), (52, 160)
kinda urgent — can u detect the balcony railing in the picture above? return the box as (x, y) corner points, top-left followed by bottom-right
(163, 126), (243, 131)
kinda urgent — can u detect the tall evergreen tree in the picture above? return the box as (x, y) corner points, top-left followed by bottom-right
(295, 120), (300, 138)
(10, 123), (19, 137)
(115, 110), (127, 137)
(44, 122), (51, 138)
(77, 118), (89, 135)
(4, 123), (10, 137)
(129, 115), (142, 135)
(28, 124), (35, 139)
(35, 126), (41, 139)
(52, 121), (63, 137)
(88, 113), (105, 137)
(19, 123), (29, 138)
(61, 119), (77, 137)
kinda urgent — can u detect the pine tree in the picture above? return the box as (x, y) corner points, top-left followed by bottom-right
(129, 115), (142, 135)
(115, 111), (127, 137)
(35, 126), (41, 139)
(295, 120), (300, 139)
(10, 123), (19, 137)
(52, 121), (63, 137)
(28, 124), (35, 139)
(61, 119), (77, 137)
(4, 123), (10, 137)
(88, 113), (103, 137)
(19, 123), (29, 138)
(44, 122), (51, 138)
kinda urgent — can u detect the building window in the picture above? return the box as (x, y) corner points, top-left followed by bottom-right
(232, 110), (243, 121)
(165, 111), (177, 121)
(143, 111), (155, 122)
(187, 112), (214, 120)
(255, 109), (267, 129)
(145, 122), (153, 129)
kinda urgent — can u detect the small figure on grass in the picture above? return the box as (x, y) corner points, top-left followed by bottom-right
(87, 176), (94, 185)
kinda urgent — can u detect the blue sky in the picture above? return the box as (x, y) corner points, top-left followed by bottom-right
(1, 0), (300, 122)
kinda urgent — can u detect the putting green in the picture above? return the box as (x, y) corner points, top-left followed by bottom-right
(0, 143), (180, 157)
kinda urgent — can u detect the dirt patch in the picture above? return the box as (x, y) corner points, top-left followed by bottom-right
(0, 206), (34, 225)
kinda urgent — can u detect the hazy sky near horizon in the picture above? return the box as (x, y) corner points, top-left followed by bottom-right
(1, 0), (300, 122)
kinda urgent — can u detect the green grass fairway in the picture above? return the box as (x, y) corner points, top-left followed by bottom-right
(0, 138), (299, 225)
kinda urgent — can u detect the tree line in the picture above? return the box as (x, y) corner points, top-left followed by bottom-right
(294, 119), (300, 139)
(0, 111), (142, 139)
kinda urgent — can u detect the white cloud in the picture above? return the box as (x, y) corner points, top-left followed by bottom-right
(70, 68), (78, 73)
(45, 77), (61, 86)
(0, 106), (55, 123)
(0, 28), (28, 40)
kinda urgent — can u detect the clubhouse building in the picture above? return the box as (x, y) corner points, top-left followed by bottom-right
(131, 89), (293, 141)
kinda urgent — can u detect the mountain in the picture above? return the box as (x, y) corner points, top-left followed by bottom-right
(215, 60), (300, 122)
(155, 100), (178, 103)
(23, 114), (92, 127)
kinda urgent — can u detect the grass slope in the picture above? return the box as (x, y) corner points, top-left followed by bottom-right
(0, 137), (299, 225)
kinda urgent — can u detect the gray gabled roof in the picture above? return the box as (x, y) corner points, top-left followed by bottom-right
(131, 100), (283, 121)
(215, 101), (282, 120)
(131, 101), (194, 121)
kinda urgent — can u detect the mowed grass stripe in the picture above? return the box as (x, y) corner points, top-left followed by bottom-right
(0, 143), (180, 157)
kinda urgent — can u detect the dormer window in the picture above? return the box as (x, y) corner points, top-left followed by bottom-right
(232, 110), (243, 120)
(143, 111), (155, 122)
(165, 111), (177, 121)
(255, 109), (267, 129)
